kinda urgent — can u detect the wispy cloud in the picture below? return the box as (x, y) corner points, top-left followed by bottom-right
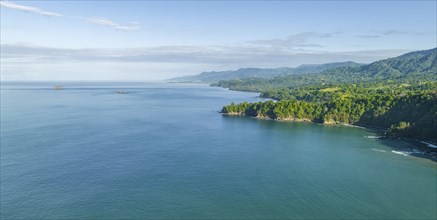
(378, 30), (409, 36)
(1, 42), (415, 80)
(357, 30), (422, 39)
(0, 1), (141, 31)
(0, 43), (410, 67)
(246, 32), (332, 49)
(0, 0), (63, 17)
(355, 35), (381, 39)
(87, 17), (140, 31)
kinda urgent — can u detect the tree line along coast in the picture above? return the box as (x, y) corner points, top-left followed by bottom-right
(215, 48), (437, 145)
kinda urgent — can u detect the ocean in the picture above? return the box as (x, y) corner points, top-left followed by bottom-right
(1, 82), (436, 219)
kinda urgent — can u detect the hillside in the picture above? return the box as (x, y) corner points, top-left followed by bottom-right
(219, 48), (437, 141)
(213, 48), (437, 91)
(323, 48), (437, 78)
(169, 61), (362, 83)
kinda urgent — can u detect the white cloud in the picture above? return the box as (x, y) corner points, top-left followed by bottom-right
(1, 43), (411, 66)
(356, 30), (426, 39)
(0, 0), (63, 17)
(246, 32), (332, 49)
(1, 42), (416, 81)
(87, 17), (140, 31)
(0, 1), (140, 31)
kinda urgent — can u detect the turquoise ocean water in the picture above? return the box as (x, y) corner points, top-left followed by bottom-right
(1, 82), (436, 219)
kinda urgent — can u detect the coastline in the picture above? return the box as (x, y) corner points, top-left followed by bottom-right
(221, 112), (437, 162)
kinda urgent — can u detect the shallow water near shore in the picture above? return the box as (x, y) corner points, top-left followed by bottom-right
(1, 82), (436, 219)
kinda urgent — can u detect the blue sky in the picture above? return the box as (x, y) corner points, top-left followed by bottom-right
(1, 0), (436, 81)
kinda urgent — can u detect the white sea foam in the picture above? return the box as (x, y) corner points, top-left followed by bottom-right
(365, 136), (382, 139)
(411, 149), (424, 154)
(372, 148), (386, 153)
(391, 150), (410, 156)
(420, 141), (437, 149)
(343, 124), (365, 129)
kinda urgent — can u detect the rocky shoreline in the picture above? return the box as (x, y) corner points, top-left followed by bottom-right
(221, 112), (437, 162)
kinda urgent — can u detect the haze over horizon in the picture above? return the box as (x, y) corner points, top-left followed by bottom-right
(1, 0), (436, 81)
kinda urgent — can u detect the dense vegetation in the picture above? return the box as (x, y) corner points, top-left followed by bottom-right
(219, 48), (437, 141)
(170, 61), (361, 83)
(212, 48), (437, 91)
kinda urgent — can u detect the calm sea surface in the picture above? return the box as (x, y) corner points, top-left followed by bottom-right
(1, 82), (436, 219)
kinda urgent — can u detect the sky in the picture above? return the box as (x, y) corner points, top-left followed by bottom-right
(1, 0), (436, 81)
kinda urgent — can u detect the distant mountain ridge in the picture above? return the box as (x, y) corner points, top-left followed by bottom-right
(361, 48), (436, 77)
(217, 48), (437, 143)
(212, 48), (437, 91)
(170, 61), (362, 83)
(322, 48), (437, 79)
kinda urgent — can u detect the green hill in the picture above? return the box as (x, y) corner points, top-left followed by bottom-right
(213, 48), (437, 91)
(218, 48), (437, 141)
(169, 61), (362, 83)
(324, 48), (436, 78)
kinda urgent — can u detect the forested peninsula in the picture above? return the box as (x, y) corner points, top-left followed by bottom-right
(217, 48), (437, 141)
